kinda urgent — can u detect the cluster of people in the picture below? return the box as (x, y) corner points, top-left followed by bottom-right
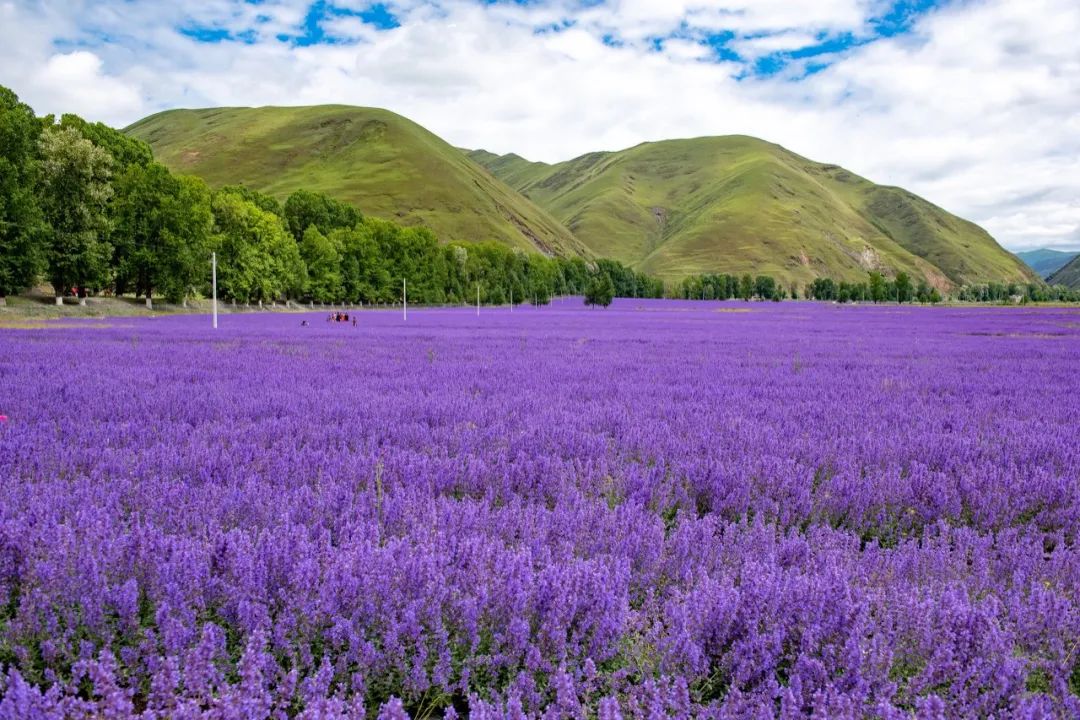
(328, 312), (356, 327)
(300, 312), (357, 328)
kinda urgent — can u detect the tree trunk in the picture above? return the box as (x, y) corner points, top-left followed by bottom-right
(182, 297), (188, 309)
(258, 299), (263, 309)
(0, 295), (6, 307)
(55, 295), (64, 306)
(79, 297), (86, 306)
(145, 296), (153, 310)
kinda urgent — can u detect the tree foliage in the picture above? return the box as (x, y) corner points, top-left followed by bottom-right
(57, 113), (152, 170)
(0, 86), (42, 298)
(284, 189), (363, 242)
(584, 272), (614, 307)
(211, 190), (305, 303)
(37, 126), (113, 299)
(300, 225), (343, 303)
(113, 163), (214, 303)
(219, 185), (284, 218)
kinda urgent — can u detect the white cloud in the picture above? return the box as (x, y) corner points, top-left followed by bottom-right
(731, 31), (823, 58)
(0, 0), (1077, 251)
(29, 51), (144, 125)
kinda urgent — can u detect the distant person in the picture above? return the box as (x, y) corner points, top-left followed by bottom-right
(301, 320), (309, 327)
(352, 318), (357, 327)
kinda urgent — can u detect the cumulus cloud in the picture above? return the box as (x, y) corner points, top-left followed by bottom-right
(0, 0), (1077, 251)
(29, 51), (144, 125)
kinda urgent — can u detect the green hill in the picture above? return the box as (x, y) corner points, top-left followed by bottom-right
(125, 106), (587, 256)
(1048, 254), (1080, 288)
(125, 105), (1034, 288)
(468, 137), (1036, 287)
(1016, 248), (1079, 278)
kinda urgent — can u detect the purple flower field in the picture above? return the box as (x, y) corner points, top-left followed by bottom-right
(1, 300), (1078, 719)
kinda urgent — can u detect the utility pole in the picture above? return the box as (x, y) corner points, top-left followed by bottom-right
(403, 278), (407, 321)
(212, 252), (218, 329)
(476, 283), (480, 316)
(510, 287), (513, 312)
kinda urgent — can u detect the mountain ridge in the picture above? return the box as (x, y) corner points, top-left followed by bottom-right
(125, 105), (589, 258)
(1016, 248), (1079, 278)
(1048, 254), (1080, 288)
(124, 103), (1035, 288)
(468, 136), (1036, 287)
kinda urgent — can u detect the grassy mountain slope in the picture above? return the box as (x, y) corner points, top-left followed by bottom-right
(469, 137), (1036, 287)
(1048, 254), (1080, 288)
(126, 106), (587, 256)
(1017, 249), (1079, 279)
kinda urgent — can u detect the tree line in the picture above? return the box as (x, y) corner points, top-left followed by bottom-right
(676, 269), (1080, 304)
(955, 281), (1080, 304)
(676, 270), (944, 303)
(0, 85), (654, 308)
(6, 84), (1075, 310)
(674, 273), (789, 301)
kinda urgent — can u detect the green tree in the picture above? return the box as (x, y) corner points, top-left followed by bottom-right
(738, 274), (754, 301)
(37, 126), (113, 305)
(0, 86), (43, 303)
(113, 164), (213, 306)
(300, 225), (343, 303)
(219, 185), (283, 217)
(283, 189), (362, 242)
(160, 176), (214, 304)
(559, 257), (591, 296)
(211, 191), (305, 304)
(337, 223), (390, 303)
(754, 275), (777, 300)
(895, 272), (912, 303)
(868, 271), (887, 303)
(584, 272), (614, 307)
(58, 114), (151, 170)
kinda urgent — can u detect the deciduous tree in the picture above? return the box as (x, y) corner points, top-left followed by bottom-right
(584, 272), (614, 307)
(37, 126), (113, 305)
(0, 86), (42, 303)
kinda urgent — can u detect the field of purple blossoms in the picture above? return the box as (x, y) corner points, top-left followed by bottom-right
(1, 300), (1079, 720)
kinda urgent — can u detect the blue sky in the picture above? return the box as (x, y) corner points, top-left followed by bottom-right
(1, 0), (1078, 251)
(176, 0), (947, 78)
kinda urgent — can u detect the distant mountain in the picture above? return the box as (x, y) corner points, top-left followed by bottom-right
(124, 104), (1036, 288)
(469, 138), (1036, 287)
(1048, 254), (1080, 288)
(125, 106), (588, 257)
(1016, 248), (1080, 279)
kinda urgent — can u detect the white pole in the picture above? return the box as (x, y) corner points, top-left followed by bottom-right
(403, 278), (407, 321)
(212, 252), (218, 329)
(476, 283), (480, 316)
(510, 287), (513, 312)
